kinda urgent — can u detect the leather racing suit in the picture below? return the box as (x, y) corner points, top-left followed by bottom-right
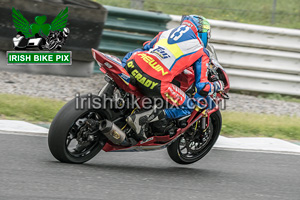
(122, 24), (215, 119)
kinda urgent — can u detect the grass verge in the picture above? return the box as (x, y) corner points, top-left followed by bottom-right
(0, 94), (65, 122)
(94, 0), (300, 29)
(0, 94), (299, 141)
(222, 111), (300, 141)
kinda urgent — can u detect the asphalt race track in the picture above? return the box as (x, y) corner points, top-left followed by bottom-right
(0, 132), (299, 200)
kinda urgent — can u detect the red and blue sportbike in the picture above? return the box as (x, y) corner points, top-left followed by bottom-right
(48, 47), (230, 165)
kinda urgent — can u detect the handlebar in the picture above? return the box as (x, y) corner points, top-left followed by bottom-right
(220, 92), (230, 100)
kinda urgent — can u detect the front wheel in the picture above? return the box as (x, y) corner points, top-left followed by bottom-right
(167, 110), (222, 164)
(48, 95), (110, 164)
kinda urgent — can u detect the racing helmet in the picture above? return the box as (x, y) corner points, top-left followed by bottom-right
(180, 15), (211, 47)
(63, 28), (70, 38)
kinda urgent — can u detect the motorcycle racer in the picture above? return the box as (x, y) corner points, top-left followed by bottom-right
(122, 15), (224, 140)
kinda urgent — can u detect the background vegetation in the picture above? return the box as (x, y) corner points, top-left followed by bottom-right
(94, 0), (300, 29)
(0, 94), (65, 122)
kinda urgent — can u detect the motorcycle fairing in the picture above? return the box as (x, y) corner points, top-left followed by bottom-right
(92, 49), (229, 152)
(92, 48), (143, 97)
(102, 107), (219, 152)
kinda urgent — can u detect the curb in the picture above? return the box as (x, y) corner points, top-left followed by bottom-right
(0, 120), (48, 134)
(215, 136), (300, 154)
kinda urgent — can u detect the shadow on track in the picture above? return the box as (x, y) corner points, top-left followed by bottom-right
(47, 160), (224, 179)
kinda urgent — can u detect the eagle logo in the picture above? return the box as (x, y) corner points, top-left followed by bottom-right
(12, 7), (69, 50)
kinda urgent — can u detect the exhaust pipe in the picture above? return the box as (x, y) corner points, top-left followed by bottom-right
(99, 120), (131, 146)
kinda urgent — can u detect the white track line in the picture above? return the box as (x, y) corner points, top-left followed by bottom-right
(0, 131), (47, 137)
(213, 147), (300, 156)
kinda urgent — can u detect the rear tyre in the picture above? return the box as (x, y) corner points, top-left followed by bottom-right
(167, 110), (222, 164)
(48, 95), (110, 164)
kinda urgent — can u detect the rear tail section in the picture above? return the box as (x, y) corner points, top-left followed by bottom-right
(91, 48), (142, 97)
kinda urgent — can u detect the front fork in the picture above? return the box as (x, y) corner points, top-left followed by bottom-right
(178, 103), (218, 136)
(189, 106), (209, 131)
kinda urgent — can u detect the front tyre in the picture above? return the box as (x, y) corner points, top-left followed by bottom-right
(48, 95), (109, 164)
(167, 110), (222, 164)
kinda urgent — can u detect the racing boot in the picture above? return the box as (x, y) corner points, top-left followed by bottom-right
(126, 107), (165, 141)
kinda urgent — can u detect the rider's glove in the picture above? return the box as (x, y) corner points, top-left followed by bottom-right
(213, 80), (224, 93)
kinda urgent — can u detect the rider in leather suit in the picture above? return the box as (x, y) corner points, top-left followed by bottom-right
(122, 15), (224, 140)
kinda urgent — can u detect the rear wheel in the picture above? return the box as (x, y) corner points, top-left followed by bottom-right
(167, 110), (222, 164)
(48, 95), (110, 164)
